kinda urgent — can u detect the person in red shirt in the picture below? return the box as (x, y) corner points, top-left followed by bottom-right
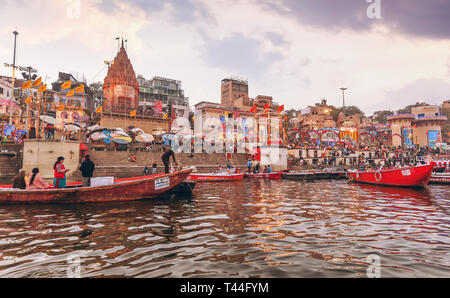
(53, 157), (70, 188)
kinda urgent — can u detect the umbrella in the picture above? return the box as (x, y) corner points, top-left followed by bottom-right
(152, 129), (167, 136)
(136, 133), (154, 143)
(89, 132), (108, 141)
(131, 128), (144, 134)
(112, 136), (132, 144)
(40, 115), (62, 126)
(64, 124), (81, 131)
(88, 124), (104, 131)
(111, 130), (130, 138)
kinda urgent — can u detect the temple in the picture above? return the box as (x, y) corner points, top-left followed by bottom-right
(103, 40), (139, 110)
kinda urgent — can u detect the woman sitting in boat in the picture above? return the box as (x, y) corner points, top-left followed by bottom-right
(217, 165), (222, 172)
(54, 157), (70, 188)
(12, 169), (27, 190)
(27, 168), (51, 190)
(267, 165), (272, 173)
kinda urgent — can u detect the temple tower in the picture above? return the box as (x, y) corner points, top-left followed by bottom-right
(103, 40), (139, 110)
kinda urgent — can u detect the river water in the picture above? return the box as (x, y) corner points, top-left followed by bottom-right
(0, 180), (449, 278)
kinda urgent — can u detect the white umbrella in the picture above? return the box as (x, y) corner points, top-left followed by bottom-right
(40, 115), (62, 126)
(131, 128), (145, 134)
(88, 124), (104, 131)
(111, 130), (130, 138)
(64, 124), (81, 131)
(136, 133), (154, 143)
(90, 131), (108, 141)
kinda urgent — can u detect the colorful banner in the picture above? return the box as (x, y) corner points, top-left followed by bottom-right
(428, 130), (441, 148)
(401, 127), (413, 148)
(154, 101), (163, 114)
(3, 124), (15, 136)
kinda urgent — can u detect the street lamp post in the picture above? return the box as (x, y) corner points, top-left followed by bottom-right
(8, 30), (19, 125)
(340, 87), (347, 118)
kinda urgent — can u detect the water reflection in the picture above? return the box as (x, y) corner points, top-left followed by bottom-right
(0, 180), (448, 278)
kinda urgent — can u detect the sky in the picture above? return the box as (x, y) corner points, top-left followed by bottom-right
(0, 0), (449, 115)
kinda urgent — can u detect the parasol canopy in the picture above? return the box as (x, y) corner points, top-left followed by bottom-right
(89, 131), (108, 141)
(152, 128), (167, 136)
(40, 115), (62, 126)
(111, 130), (130, 138)
(131, 128), (145, 134)
(64, 124), (81, 131)
(112, 136), (132, 144)
(136, 133), (155, 143)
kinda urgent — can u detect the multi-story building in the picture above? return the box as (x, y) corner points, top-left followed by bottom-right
(297, 100), (336, 131)
(388, 105), (448, 147)
(48, 72), (94, 129)
(137, 75), (189, 119)
(221, 77), (250, 108)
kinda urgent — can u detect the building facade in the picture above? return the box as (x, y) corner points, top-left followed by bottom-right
(137, 75), (189, 119)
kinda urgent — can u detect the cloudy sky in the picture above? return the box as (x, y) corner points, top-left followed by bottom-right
(0, 0), (449, 115)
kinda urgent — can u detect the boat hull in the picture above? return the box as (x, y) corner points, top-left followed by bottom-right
(429, 174), (450, 185)
(244, 172), (283, 179)
(347, 164), (433, 188)
(0, 169), (192, 205)
(186, 173), (244, 182)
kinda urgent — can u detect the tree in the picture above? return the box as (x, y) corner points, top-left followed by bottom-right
(330, 105), (364, 122)
(396, 102), (429, 114)
(373, 110), (394, 124)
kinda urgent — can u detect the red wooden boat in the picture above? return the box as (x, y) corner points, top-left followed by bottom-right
(0, 169), (192, 205)
(186, 173), (244, 182)
(347, 163), (434, 188)
(244, 171), (283, 179)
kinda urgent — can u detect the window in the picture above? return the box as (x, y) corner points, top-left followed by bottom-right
(0, 87), (3, 94)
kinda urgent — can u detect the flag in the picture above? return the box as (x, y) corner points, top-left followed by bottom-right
(24, 97), (32, 104)
(250, 105), (257, 113)
(96, 106), (103, 114)
(75, 84), (85, 93)
(32, 77), (42, 87)
(66, 89), (75, 97)
(264, 103), (270, 110)
(61, 81), (72, 89)
(38, 84), (47, 93)
(130, 110), (136, 117)
(163, 113), (168, 120)
(21, 81), (32, 90)
(277, 105), (285, 113)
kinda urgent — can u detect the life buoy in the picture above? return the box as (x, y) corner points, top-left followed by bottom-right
(349, 174), (354, 181)
(375, 171), (382, 182)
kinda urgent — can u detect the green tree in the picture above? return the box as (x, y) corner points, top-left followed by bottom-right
(373, 110), (394, 124)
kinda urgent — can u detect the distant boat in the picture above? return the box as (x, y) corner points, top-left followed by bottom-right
(0, 169), (192, 205)
(347, 164), (434, 188)
(244, 171), (283, 179)
(429, 173), (450, 185)
(186, 173), (244, 182)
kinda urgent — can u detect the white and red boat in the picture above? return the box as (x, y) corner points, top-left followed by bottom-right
(429, 173), (450, 185)
(244, 171), (283, 179)
(186, 173), (244, 182)
(347, 163), (435, 188)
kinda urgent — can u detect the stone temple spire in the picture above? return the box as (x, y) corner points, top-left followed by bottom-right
(103, 40), (139, 110)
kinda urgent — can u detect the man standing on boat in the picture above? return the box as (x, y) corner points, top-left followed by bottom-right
(161, 145), (177, 174)
(79, 155), (95, 187)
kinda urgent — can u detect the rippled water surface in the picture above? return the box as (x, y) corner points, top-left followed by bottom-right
(0, 180), (449, 278)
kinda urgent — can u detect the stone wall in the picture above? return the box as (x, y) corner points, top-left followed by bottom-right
(0, 144), (23, 181)
(22, 140), (80, 180)
(71, 150), (250, 179)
